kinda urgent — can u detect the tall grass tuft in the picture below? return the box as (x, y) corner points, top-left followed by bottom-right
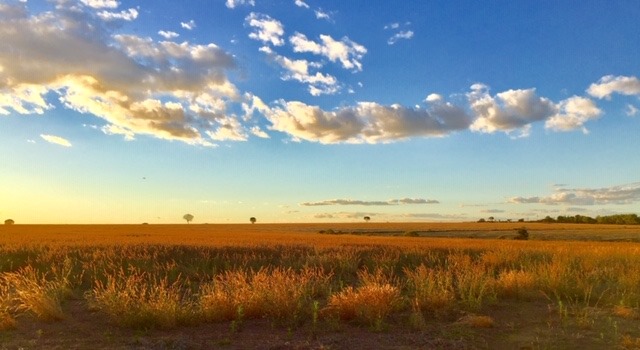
(324, 269), (402, 328)
(405, 264), (456, 317)
(199, 266), (331, 324)
(1, 265), (71, 321)
(88, 269), (194, 329)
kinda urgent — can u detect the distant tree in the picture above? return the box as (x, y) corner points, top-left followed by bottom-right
(478, 218), (486, 223)
(250, 217), (256, 224)
(488, 216), (495, 222)
(364, 216), (370, 222)
(518, 218), (525, 222)
(4, 219), (14, 225)
(515, 228), (529, 240)
(183, 214), (194, 224)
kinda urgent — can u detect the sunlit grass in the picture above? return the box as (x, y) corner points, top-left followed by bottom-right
(0, 223), (639, 343)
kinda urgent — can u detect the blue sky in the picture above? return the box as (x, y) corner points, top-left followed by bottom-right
(1, 0), (639, 224)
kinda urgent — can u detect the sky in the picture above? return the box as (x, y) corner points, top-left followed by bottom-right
(1, 0), (639, 224)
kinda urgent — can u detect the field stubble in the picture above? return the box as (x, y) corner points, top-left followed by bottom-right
(1, 223), (640, 349)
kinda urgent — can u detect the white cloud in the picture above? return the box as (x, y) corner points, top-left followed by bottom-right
(250, 125), (270, 138)
(294, 0), (309, 9)
(544, 96), (602, 134)
(180, 20), (196, 30)
(626, 104), (639, 117)
(205, 116), (248, 141)
(587, 75), (640, 99)
(301, 198), (439, 206)
(387, 30), (414, 45)
(425, 93), (443, 103)
(260, 47), (339, 96)
(468, 85), (556, 137)
(226, 0), (255, 9)
(265, 99), (470, 144)
(314, 9), (331, 21)
(289, 32), (367, 71)
(384, 23), (400, 30)
(0, 3), (240, 147)
(97, 8), (138, 21)
(158, 30), (179, 39)
(40, 134), (72, 147)
(508, 182), (640, 206)
(245, 13), (284, 46)
(80, 0), (119, 9)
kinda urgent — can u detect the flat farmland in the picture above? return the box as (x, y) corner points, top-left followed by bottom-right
(1, 223), (640, 349)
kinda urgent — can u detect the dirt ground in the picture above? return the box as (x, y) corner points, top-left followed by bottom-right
(2, 298), (639, 349)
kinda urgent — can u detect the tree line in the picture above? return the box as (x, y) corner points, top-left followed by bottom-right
(537, 214), (640, 225)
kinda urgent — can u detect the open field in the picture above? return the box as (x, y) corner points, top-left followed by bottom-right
(1, 223), (640, 349)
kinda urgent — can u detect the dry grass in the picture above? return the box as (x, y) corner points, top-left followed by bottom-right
(1, 222), (640, 347)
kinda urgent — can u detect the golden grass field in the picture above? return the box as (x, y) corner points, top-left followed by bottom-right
(1, 222), (640, 349)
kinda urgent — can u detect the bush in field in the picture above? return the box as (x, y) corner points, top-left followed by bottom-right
(3, 219), (14, 225)
(515, 228), (529, 240)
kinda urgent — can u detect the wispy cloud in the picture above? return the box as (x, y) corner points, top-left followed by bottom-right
(300, 198), (439, 206)
(626, 104), (639, 117)
(158, 30), (179, 39)
(294, 0), (310, 9)
(40, 134), (72, 147)
(259, 46), (339, 96)
(508, 182), (640, 206)
(314, 9), (331, 21)
(387, 30), (413, 45)
(180, 20), (196, 30)
(97, 8), (138, 21)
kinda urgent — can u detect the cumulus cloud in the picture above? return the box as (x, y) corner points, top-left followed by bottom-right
(180, 20), (196, 30)
(587, 75), (640, 99)
(544, 96), (602, 134)
(387, 30), (414, 45)
(300, 198), (439, 206)
(40, 134), (72, 147)
(468, 85), (556, 137)
(289, 32), (367, 71)
(508, 182), (640, 206)
(158, 30), (179, 39)
(246, 13), (284, 46)
(265, 98), (471, 144)
(226, 0), (255, 9)
(0, 3), (243, 146)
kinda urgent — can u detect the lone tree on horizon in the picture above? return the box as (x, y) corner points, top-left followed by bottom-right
(4, 219), (14, 225)
(250, 217), (256, 224)
(364, 216), (370, 222)
(183, 214), (194, 224)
